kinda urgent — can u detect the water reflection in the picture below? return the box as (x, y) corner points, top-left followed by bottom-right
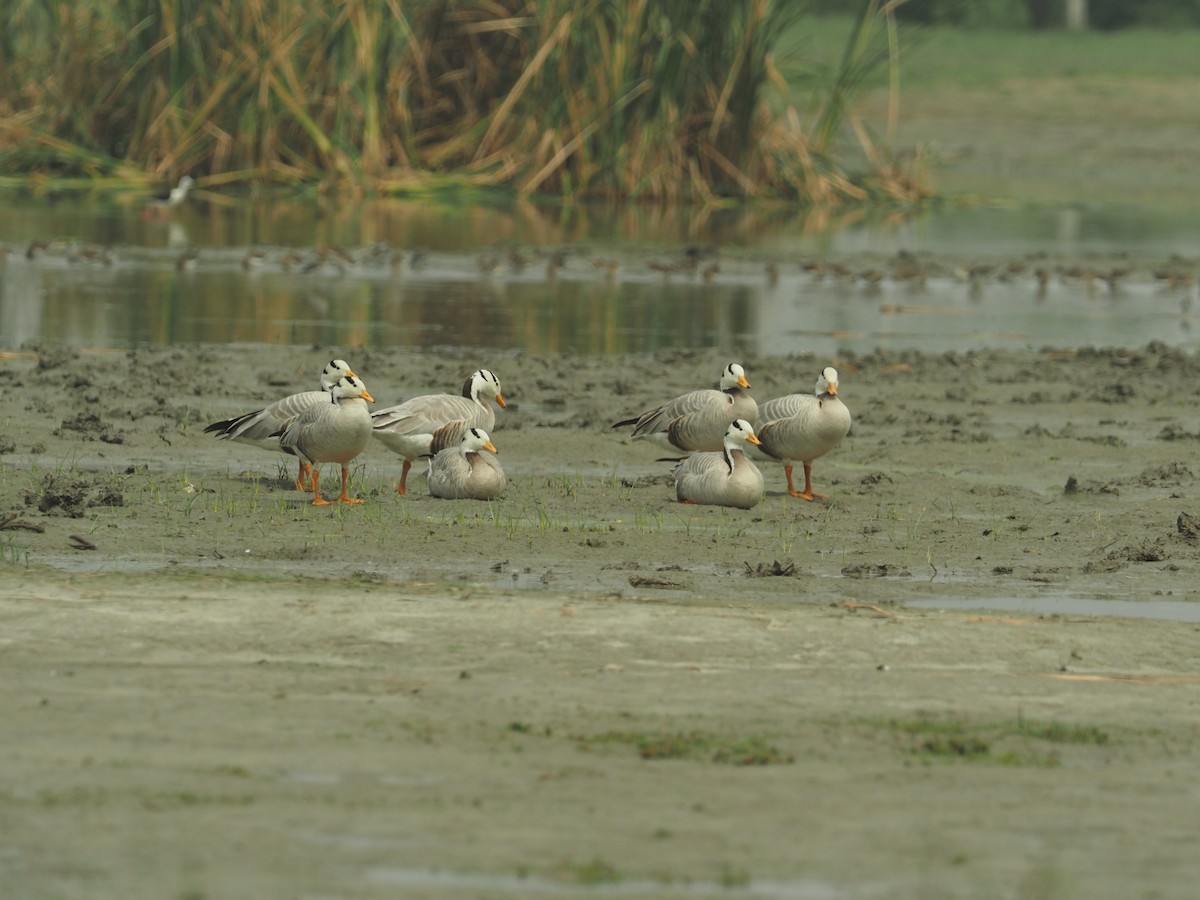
(0, 190), (1197, 354)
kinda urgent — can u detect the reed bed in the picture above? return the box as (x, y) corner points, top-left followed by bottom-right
(0, 0), (925, 203)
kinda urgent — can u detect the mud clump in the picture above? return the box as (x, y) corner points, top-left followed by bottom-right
(31, 344), (80, 371)
(26, 474), (125, 517)
(841, 563), (912, 578)
(55, 413), (125, 445)
(1177, 513), (1200, 542)
(744, 560), (800, 578)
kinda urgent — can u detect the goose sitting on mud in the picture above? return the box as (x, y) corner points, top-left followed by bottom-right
(673, 419), (764, 509)
(278, 374), (374, 506)
(204, 358), (356, 490)
(755, 366), (851, 501)
(428, 427), (506, 501)
(372, 369), (506, 495)
(613, 362), (757, 454)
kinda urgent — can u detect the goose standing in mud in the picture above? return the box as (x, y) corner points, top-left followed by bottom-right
(755, 366), (851, 501)
(613, 362), (757, 454)
(372, 369), (506, 495)
(278, 374), (374, 506)
(673, 419), (763, 509)
(204, 358), (356, 490)
(428, 427), (506, 500)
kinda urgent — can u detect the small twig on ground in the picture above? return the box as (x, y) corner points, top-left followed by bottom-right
(837, 600), (894, 618)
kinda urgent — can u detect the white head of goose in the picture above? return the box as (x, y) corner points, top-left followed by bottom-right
(278, 374), (375, 506)
(755, 366), (850, 501)
(673, 419), (764, 509)
(203, 358), (357, 491)
(428, 427), (506, 501)
(371, 368), (506, 496)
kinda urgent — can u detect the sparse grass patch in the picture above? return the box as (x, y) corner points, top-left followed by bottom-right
(871, 715), (1113, 765)
(575, 729), (793, 766)
(572, 857), (622, 886)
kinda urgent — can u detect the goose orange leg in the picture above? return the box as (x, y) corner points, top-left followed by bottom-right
(338, 464), (364, 504)
(395, 460), (412, 495)
(295, 461), (314, 491)
(785, 463), (827, 502)
(309, 469), (332, 506)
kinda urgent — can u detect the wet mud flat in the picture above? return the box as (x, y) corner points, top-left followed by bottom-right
(2, 339), (1200, 898)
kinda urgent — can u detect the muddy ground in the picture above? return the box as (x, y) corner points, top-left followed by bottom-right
(2, 336), (1199, 899)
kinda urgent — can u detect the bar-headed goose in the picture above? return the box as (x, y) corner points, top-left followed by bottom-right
(673, 419), (763, 509)
(278, 374), (374, 505)
(613, 362), (757, 454)
(428, 427), (506, 500)
(371, 369), (506, 495)
(204, 358), (356, 490)
(755, 366), (851, 501)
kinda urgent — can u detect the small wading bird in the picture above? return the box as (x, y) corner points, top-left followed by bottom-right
(755, 366), (851, 501)
(204, 359), (356, 490)
(613, 362), (757, 455)
(672, 419), (763, 509)
(142, 175), (195, 218)
(371, 369), (507, 495)
(277, 374), (375, 506)
(427, 427), (506, 501)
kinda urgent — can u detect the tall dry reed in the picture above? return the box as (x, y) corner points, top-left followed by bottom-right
(0, 0), (925, 203)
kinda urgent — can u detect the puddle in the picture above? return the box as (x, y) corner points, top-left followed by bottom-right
(362, 867), (845, 898)
(904, 595), (1200, 623)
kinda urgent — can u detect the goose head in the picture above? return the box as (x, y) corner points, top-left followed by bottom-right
(329, 374), (374, 404)
(465, 369), (507, 409)
(725, 418), (761, 450)
(319, 358), (356, 391)
(720, 362), (751, 390)
(461, 427), (498, 456)
(815, 366), (839, 397)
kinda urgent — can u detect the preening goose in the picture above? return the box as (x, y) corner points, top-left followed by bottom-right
(613, 362), (757, 454)
(371, 369), (506, 495)
(755, 366), (851, 501)
(673, 419), (763, 509)
(428, 427), (506, 500)
(204, 358), (356, 490)
(278, 374), (374, 505)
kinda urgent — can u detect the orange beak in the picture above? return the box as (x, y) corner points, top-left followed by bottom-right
(495, 392), (507, 409)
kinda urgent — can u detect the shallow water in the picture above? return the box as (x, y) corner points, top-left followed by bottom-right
(904, 595), (1200, 624)
(1, 189), (1197, 356)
